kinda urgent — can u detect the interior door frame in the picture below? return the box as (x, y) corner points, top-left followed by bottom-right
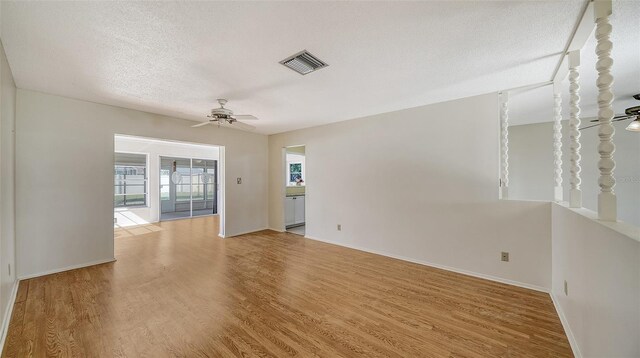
(113, 134), (225, 240)
(282, 145), (306, 233)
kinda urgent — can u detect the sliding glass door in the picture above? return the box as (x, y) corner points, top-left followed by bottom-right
(160, 156), (217, 221)
(191, 159), (217, 217)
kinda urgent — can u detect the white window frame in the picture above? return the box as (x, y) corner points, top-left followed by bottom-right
(114, 152), (149, 208)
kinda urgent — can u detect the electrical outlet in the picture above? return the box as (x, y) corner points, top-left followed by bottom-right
(237, 177), (242, 184)
(337, 224), (342, 231)
(564, 280), (568, 296)
(501, 252), (509, 262)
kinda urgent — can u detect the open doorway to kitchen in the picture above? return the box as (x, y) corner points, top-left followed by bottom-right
(113, 135), (223, 235)
(284, 145), (305, 235)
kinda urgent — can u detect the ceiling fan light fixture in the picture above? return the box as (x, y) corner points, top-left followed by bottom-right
(625, 117), (640, 132)
(193, 99), (258, 131)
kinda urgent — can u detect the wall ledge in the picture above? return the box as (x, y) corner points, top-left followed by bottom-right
(553, 202), (640, 242)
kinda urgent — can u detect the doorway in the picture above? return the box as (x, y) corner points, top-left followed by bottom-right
(160, 156), (218, 221)
(113, 135), (222, 230)
(284, 145), (306, 235)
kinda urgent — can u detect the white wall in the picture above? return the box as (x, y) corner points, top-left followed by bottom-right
(551, 203), (639, 358)
(509, 120), (640, 227)
(508, 121), (554, 201)
(114, 135), (220, 226)
(0, 39), (16, 342)
(15, 89), (268, 279)
(269, 93), (552, 290)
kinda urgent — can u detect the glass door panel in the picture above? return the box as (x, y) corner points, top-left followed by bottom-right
(206, 160), (218, 215)
(160, 157), (192, 221)
(160, 156), (218, 221)
(192, 159), (217, 217)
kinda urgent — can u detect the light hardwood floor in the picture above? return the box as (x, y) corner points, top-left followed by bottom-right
(3, 216), (572, 357)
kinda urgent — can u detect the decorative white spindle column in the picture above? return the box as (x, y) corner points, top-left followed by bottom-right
(500, 92), (509, 199)
(553, 84), (563, 202)
(594, 0), (617, 221)
(568, 50), (582, 208)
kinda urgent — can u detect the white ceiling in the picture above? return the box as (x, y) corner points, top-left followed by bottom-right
(1, 1), (596, 134)
(509, 0), (640, 126)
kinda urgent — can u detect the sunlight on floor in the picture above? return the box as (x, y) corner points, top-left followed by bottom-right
(114, 224), (164, 239)
(114, 208), (150, 228)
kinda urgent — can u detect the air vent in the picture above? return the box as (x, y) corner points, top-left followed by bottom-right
(280, 50), (328, 75)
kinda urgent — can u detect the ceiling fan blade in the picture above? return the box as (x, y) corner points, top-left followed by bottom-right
(592, 116), (632, 123)
(613, 116), (632, 122)
(579, 123), (602, 130)
(211, 119), (256, 132)
(580, 116), (633, 130)
(233, 114), (258, 120)
(587, 114), (629, 123)
(191, 121), (211, 128)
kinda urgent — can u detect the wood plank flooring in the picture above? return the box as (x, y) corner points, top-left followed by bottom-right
(3, 216), (572, 357)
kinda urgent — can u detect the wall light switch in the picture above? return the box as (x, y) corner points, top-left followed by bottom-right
(237, 177), (242, 184)
(337, 224), (342, 231)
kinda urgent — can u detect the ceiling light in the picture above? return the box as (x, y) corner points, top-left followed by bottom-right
(625, 117), (640, 132)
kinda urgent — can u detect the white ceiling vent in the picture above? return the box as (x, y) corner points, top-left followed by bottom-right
(280, 50), (328, 75)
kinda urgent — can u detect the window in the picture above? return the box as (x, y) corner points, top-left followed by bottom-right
(175, 166), (192, 202)
(289, 163), (303, 184)
(114, 153), (147, 207)
(286, 152), (305, 186)
(192, 159), (217, 202)
(160, 169), (170, 200)
(191, 166), (205, 201)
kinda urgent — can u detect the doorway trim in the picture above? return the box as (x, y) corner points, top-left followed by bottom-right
(282, 145), (306, 235)
(113, 134), (225, 238)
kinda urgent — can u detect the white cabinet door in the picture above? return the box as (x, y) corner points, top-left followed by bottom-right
(294, 196), (305, 224)
(285, 197), (296, 226)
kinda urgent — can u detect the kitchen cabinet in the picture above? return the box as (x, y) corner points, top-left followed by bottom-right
(285, 197), (295, 226)
(285, 195), (305, 227)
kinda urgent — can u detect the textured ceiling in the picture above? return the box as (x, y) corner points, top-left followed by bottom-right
(2, 1), (587, 134)
(509, 0), (640, 126)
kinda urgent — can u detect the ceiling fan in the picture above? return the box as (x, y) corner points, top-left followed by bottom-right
(191, 99), (258, 130)
(580, 94), (640, 132)
(580, 107), (640, 131)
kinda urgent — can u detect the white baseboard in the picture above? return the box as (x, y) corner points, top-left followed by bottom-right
(304, 235), (549, 293)
(17, 258), (117, 280)
(223, 227), (269, 238)
(268, 227), (285, 233)
(550, 293), (581, 358)
(0, 280), (19, 353)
